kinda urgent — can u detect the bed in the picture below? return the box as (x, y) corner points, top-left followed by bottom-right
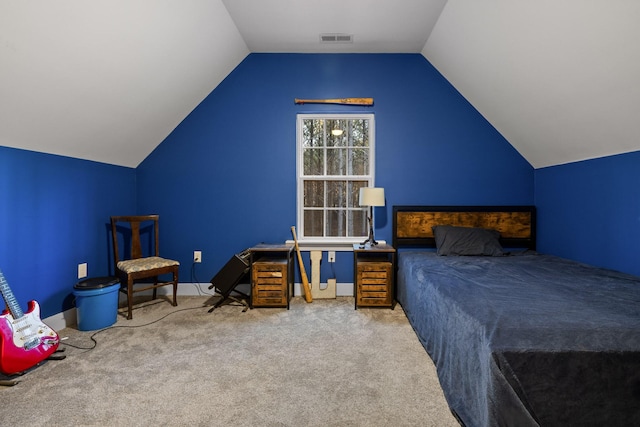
(392, 205), (640, 426)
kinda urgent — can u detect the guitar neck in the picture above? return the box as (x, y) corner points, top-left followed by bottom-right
(0, 270), (23, 319)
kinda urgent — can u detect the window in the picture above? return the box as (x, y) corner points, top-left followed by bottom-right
(296, 114), (375, 242)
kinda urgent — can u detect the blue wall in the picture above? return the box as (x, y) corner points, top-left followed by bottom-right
(535, 151), (640, 276)
(138, 53), (534, 283)
(0, 146), (135, 318)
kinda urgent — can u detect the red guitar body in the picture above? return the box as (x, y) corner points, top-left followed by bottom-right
(0, 299), (60, 375)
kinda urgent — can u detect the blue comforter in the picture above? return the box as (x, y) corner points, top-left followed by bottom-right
(397, 251), (640, 426)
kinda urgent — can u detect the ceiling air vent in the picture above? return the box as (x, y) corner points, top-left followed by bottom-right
(320, 33), (353, 44)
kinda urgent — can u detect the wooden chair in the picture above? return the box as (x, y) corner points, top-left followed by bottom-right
(110, 215), (179, 319)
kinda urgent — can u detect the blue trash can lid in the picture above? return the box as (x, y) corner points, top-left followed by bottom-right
(75, 276), (120, 290)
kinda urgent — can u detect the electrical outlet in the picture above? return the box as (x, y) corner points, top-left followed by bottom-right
(78, 263), (88, 279)
(194, 250), (202, 263)
(328, 251), (336, 263)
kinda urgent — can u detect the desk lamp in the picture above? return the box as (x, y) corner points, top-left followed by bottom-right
(359, 187), (385, 246)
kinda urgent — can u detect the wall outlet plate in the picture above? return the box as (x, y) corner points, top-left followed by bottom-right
(78, 263), (88, 279)
(194, 250), (202, 263)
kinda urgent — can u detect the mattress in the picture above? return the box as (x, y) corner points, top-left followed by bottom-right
(397, 251), (640, 426)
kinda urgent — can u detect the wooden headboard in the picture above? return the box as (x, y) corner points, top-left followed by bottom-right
(392, 205), (536, 250)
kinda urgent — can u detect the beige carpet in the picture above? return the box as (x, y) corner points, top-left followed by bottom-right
(1, 295), (458, 426)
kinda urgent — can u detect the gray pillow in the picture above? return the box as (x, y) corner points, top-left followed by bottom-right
(432, 225), (506, 256)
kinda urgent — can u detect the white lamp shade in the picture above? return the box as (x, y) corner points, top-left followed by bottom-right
(359, 187), (385, 207)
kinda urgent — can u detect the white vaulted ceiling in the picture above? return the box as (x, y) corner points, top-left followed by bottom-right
(0, 1), (249, 167)
(1, 0), (639, 168)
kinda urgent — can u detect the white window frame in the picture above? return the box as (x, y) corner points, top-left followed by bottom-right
(295, 113), (375, 248)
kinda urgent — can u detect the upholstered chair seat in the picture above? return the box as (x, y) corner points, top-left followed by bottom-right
(117, 257), (179, 274)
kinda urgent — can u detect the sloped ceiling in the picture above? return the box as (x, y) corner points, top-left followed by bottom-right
(424, 1), (640, 168)
(0, 1), (249, 167)
(1, 0), (638, 168)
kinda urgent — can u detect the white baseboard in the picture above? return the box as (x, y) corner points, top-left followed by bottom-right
(44, 282), (355, 331)
(294, 282), (353, 297)
(44, 309), (77, 334)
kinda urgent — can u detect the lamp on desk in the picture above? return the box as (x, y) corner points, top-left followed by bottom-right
(359, 187), (385, 246)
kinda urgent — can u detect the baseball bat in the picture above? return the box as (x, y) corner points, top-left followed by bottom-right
(291, 226), (313, 303)
(294, 98), (374, 106)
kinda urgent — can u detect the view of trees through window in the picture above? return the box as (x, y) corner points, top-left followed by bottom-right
(297, 114), (374, 239)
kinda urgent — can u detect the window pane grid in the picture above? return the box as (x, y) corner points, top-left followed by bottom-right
(298, 114), (374, 239)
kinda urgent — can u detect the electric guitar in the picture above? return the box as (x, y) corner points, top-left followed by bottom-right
(0, 269), (59, 375)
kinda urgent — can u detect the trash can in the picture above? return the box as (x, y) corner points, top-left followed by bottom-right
(73, 277), (120, 331)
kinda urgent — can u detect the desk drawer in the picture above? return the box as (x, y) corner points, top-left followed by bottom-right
(252, 259), (288, 307)
(356, 262), (392, 307)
